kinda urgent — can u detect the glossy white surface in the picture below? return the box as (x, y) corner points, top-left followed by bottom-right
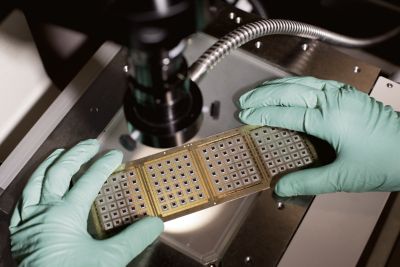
(0, 37), (121, 191)
(0, 10), (54, 146)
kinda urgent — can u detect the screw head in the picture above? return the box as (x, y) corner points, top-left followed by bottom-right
(162, 58), (170, 65)
(353, 66), (361, 73)
(277, 201), (284, 209)
(255, 41), (262, 49)
(301, 43), (308, 51)
(387, 83), (393, 88)
(244, 256), (253, 264)
(235, 17), (242, 24)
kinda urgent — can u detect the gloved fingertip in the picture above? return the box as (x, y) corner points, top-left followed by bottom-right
(113, 216), (163, 251)
(140, 216), (164, 234)
(239, 108), (261, 125)
(238, 109), (252, 122)
(234, 98), (241, 109)
(93, 150), (123, 174)
(37, 148), (65, 174)
(105, 216), (164, 263)
(237, 96), (245, 108)
(77, 139), (99, 146)
(274, 180), (296, 197)
(104, 149), (123, 162)
(238, 94), (251, 108)
(47, 148), (65, 159)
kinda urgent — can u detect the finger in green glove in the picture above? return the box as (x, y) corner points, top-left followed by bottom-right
(238, 76), (400, 197)
(9, 139), (163, 267)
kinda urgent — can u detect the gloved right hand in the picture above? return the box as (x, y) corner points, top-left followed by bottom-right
(238, 76), (400, 197)
(9, 139), (163, 267)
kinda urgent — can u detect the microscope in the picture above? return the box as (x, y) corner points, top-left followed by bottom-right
(18, 0), (208, 148)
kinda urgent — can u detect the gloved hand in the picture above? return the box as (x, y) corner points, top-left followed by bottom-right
(9, 139), (163, 267)
(238, 76), (400, 197)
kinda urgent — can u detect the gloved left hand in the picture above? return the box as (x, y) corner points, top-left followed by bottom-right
(238, 76), (400, 197)
(9, 139), (163, 267)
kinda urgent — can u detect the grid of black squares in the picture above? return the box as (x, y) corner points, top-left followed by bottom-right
(95, 170), (149, 231)
(250, 127), (313, 177)
(198, 135), (261, 195)
(144, 151), (207, 214)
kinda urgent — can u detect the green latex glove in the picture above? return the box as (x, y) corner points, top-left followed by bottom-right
(9, 139), (163, 267)
(239, 76), (400, 197)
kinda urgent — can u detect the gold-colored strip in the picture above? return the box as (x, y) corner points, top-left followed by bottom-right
(91, 125), (318, 237)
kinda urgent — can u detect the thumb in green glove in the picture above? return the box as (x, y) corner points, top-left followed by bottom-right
(238, 76), (400, 197)
(9, 139), (163, 267)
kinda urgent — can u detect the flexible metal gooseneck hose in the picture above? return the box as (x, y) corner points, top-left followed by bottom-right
(189, 19), (400, 82)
